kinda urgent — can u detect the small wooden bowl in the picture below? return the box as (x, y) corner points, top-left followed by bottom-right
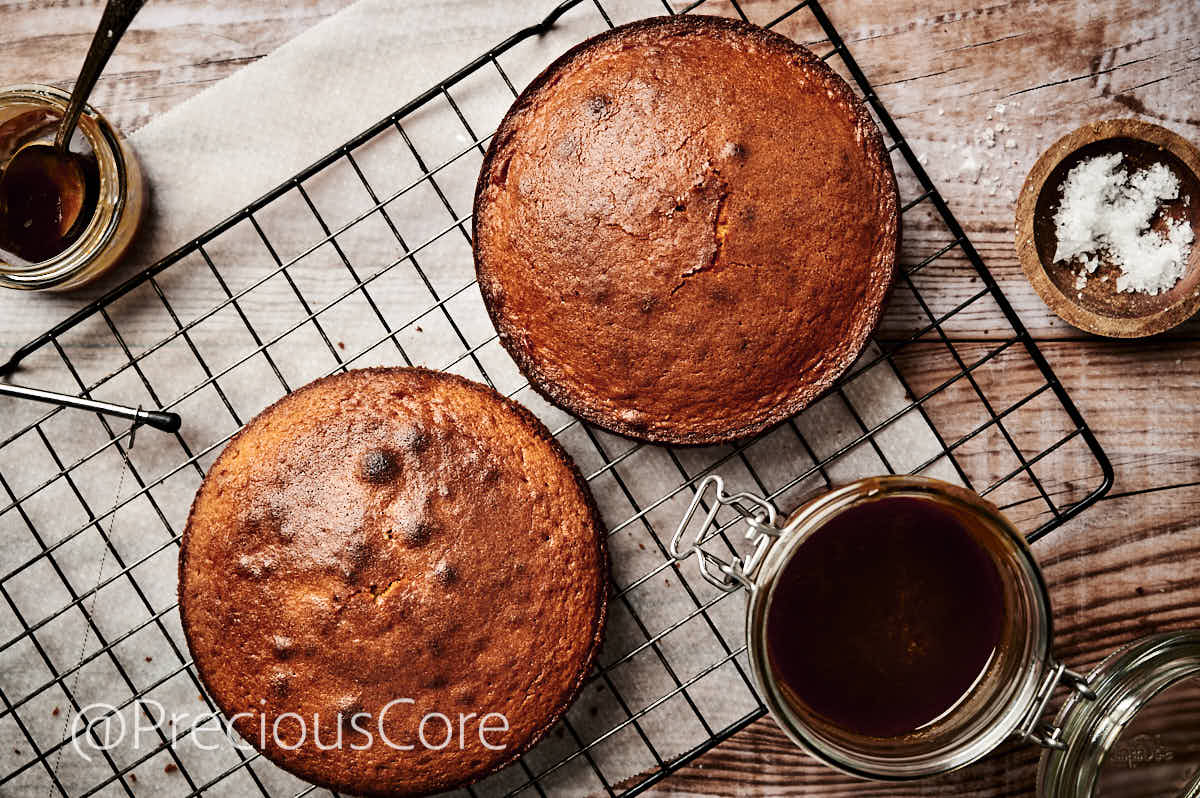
(1016, 119), (1200, 337)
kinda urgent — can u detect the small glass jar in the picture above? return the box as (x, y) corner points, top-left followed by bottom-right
(0, 84), (145, 291)
(672, 474), (1200, 796)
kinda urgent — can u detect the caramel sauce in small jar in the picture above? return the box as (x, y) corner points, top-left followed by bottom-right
(0, 85), (144, 291)
(0, 135), (100, 262)
(766, 495), (1007, 740)
(745, 477), (1054, 780)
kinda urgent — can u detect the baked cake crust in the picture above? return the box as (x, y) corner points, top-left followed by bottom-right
(474, 15), (899, 445)
(179, 368), (607, 797)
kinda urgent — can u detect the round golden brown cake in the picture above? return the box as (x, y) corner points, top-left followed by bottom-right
(179, 368), (606, 797)
(474, 15), (899, 445)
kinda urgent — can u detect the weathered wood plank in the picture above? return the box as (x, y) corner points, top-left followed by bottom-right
(0, 0), (357, 133)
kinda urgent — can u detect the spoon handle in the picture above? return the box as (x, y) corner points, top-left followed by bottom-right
(55, 0), (147, 151)
(0, 382), (181, 432)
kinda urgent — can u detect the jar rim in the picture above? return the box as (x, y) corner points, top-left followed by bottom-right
(745, 475), (1055, 780)
(0, 83), (134, 290)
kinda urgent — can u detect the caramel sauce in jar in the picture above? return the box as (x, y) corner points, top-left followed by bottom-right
(765, 495), (1006, 738)
(745, 477), (1053, 781)
(0, 141), (99, 263)
(0, 85), (143, 291)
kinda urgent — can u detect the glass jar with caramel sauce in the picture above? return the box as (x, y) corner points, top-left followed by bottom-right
(0, 85), (144, 291)
(672, 475), (1200, 796)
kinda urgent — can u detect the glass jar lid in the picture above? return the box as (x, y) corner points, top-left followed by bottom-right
(1038, 630), (1200, 798)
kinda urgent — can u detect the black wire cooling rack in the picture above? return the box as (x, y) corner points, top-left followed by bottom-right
(0, 0), (1112, 796)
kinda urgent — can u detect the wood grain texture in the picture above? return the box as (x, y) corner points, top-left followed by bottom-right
(2, 0), (1199, 796)
(0, 0), (358, 134)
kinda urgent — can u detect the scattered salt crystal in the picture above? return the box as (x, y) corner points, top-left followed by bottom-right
(1053, 153), (1193, 295)
(958, 153), (982, 184)
(1004, 140), (1017, 150)
(994, 103), (1006, 114)
(937, 108), (945, 116)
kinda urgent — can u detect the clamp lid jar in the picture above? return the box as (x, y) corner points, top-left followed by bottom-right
(0, 84), (144, 291)
(672, 474), (1198, 792)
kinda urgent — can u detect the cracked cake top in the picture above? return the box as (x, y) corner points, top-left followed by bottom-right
(473, 14), (899, 445)
(179, 368), (606, 797)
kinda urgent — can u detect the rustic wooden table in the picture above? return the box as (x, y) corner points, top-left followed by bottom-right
(2, 0), (1198, 795)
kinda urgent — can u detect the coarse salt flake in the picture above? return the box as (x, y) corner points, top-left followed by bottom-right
(1052, 153), (1194, 295)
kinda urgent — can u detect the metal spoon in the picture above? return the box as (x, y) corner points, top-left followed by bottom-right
(0, 0), (146, 261)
